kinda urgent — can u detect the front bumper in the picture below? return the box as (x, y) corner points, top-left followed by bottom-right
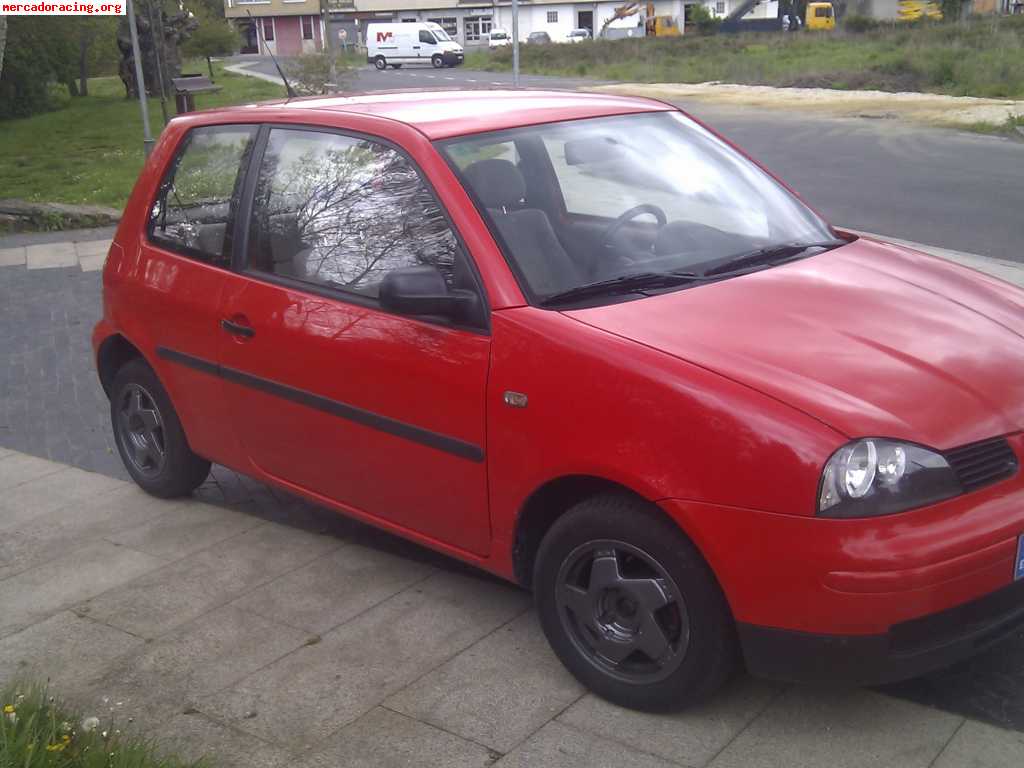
(659, 432), (1024, 682)
(739, 576), (1024, 685)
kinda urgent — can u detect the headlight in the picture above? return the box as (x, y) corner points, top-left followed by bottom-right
(818, 438), (961, 518)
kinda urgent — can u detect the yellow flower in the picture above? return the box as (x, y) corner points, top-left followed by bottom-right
(46, 742), (67, 752)
(2, 705), (13, 714)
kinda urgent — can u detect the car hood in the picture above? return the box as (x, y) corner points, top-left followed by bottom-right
(565, 238), (1024, 450)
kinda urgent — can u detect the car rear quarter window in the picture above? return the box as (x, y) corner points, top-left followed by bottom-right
(245, 127), (462, 299)
(148, 125), (256, 267)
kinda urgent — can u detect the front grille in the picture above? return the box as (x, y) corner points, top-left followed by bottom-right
(944, 437), (1019, 494)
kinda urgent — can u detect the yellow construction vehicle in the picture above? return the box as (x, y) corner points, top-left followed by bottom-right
(599, 2), (682, 38)
(897, 0), (943, 20)
(806, 1), (836, 29)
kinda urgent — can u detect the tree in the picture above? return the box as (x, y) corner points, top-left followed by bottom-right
(0, 16), (8, 80)
(183, 12), (240, 80)
(76, 18), (118, 97)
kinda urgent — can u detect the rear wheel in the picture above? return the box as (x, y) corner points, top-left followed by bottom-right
(431, 54), (444, 68)
(374, 56), (387, 70)
(110, 359), (210, 498)
(534, 494), (736, 711)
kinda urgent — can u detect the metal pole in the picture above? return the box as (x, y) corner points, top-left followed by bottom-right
(320, 0), (337, 93)
(511, 0), (519, 87)
(126, 0), (154, 156)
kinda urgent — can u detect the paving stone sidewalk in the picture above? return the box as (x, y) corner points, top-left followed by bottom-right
(1, 448), (1024, 768)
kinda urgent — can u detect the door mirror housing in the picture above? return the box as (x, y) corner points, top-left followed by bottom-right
(379, 266), (481, 324)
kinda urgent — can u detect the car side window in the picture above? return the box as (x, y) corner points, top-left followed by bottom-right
(419, 30), (436, 44)
(148, 126), (256, 267)
(246, 128), (464, 299)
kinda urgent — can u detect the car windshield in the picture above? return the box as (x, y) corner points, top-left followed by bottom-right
(491, 31), (507, 38)
(441, 111), (840, 306)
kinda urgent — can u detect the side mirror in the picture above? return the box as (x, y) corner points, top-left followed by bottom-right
(379, 265), (480, 323)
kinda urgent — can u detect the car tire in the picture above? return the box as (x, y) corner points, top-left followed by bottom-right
(110, 358), (211, 499)
(431, 54), (444, 68)
(374, 56), (387, 70)
(534, 493), (737, 711)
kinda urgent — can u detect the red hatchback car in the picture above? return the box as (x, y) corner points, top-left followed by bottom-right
(94, 90), (1024, 711)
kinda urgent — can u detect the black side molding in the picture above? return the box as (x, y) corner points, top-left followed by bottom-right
(155, 346), (484, 463)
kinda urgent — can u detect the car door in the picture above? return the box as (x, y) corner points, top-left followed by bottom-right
(217, 125), (492, 555)
(136, 124), (257, 467)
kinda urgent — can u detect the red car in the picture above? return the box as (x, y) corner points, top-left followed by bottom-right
(93, 90), (1024, 711)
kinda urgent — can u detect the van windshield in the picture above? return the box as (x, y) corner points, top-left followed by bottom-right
(491, 31), (507, 39)
(432, 27), (453, 41)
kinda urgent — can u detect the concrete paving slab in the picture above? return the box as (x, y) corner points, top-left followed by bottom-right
(0, 465), (125, 531)
(301, 707), (495, 768)
(708, 687), (964, 768)
(0, 611), (144, 697)
(0, 539), (166, 639)
(0, 451), (67, 490)
(78, 253), (107, 272)
(74, 240), (111, 258)
(0, 448), (12, 459)
(201, 570), (530, 751)
(156, 712), (296, 768)
(494, 721), (678, 768)
(387, 611), (583, 753)
(559, 676), (783, 768)
(232, 541), (435, 634)
(107, 501), (265, 560)
(0, 484), (177, 580)
(932, 719), (1024, 768)
(87, 605), (310, 730)
(0, 247), (26, 267)
(79, 520), (342, 638)
(25, 242), (78, 269)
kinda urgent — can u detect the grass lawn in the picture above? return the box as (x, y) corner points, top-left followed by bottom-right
(1, 681), (205, 767)
(466, 16), (1024, 100)
(0, 59), (285, 210)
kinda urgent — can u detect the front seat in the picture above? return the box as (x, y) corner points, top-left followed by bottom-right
(463, 159), (583, 297)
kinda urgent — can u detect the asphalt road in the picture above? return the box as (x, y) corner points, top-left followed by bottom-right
(240, 58), (1024, 262)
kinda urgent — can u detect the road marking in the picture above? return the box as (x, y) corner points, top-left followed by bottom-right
(425, 74), (436, 78)
(444, 76), (455, 80)
(491, 82), (503, 85)
(467, 78), (477, 82)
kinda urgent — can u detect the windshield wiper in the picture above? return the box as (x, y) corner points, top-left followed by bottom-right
(702, 240), (846, 278)
(540, 271), (700, 307)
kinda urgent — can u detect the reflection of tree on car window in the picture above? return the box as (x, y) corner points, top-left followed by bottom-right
(250, 130), (460, 297)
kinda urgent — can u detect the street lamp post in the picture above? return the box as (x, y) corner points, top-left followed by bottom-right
(126, 0), (154, 156)
(512, 0), (519, 86)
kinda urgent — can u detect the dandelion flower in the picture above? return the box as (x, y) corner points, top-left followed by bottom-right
(82, 716), (101, 732)
(2, 705), (13, 714)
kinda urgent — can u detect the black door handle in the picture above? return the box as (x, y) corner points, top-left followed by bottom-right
(221, 319), (255, 338)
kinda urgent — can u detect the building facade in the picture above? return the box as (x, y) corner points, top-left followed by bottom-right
(224, 0), (326, 55)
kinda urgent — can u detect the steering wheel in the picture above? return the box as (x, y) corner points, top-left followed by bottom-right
(602, 204), (669, 251)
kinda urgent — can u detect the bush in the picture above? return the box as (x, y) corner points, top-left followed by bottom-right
(283, 52), (356, 95)
(689, 4), (721, 36)
(842, 14), (881, 33)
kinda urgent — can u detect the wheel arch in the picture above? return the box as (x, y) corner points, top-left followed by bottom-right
(96, 333), (147, 397)
(511, 475), (712, 591)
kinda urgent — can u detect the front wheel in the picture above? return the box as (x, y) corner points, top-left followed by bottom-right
(110, 358), (210, 498)
(431, 54), (444, 68)
(534, 494), (736, 711)
(374, 56), (387, 70)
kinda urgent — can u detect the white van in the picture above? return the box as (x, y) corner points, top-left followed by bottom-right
(366, 22), (465, 69)
(488, 28), (511, 47)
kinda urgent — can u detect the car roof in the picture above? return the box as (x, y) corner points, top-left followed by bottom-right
(203, 89), (674, 140)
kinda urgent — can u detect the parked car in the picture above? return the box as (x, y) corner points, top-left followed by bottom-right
(94, 90), (1024, 712)
(526, 30), (552, 44)
(488, 28), (512, 47)
(566, 28), (591, 42)
(365, 21), (464, 69)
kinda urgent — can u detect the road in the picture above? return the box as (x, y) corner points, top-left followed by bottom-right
(236, 57), (1024, 263)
